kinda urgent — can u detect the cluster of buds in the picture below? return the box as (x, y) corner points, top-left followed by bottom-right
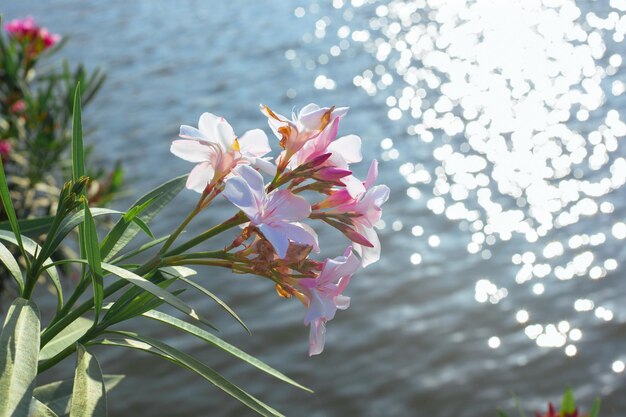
(535, 403), (587, 417)
(171, 103), (389, 355)
(4, 16), (61, 58)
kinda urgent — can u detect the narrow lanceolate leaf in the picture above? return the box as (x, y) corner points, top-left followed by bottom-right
(109, 235), (170, 264)
(0, 298), (41, 417)
(561, 387), (575, 415)
(34, 375), (123, 417)
(0, 231), (63, 311)
(39, 317), (94, 362)
(100, 262), (216, 330)
(0, 241), (23, 292)
(0, 157), (27, 263)
(160, 267), (250, 334)
(83, 205), (104, 321)
(99, 332), (285, 417)
(0, 215), (55, 238)
(69, 344), (106, 417)
(101, 175), (187, 261)
(142, 310), (311, 392)
(71, 83), (84, 181)
(589, 398), (601, 417)
(28, 398), (58, 417)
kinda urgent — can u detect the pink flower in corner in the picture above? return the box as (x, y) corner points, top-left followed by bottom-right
(4, 17), (60, 56)
(171, 113), (271, 193)
(222, 165), (318, 258)
(297, 247), (360, 356)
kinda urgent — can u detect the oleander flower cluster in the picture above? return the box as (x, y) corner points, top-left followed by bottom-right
(3, 16), (60, 58)
(171, 103), (389, 355)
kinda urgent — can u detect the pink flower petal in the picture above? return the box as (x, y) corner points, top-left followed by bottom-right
(327, 134), (362, 165)
(308, 320), (326, 356)
(170, 140), (212, 163)
(265, 190), (311, 222)
(239, 129), (271, 158)
(186, 162), (215, 193)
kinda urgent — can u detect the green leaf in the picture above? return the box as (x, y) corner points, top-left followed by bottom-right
(83, 205), (103, 322)
(69, 344), (106, 417)
(142, 310), (311, 393)
(0, 231), (63, 311)
(109, 235), (170, 264)
(0, 216), (55, 238)
(160, 266), (250, 334)
(29, 398), (58, 417)
(101, 275), (178, 326)
(589, 398), (601, 417)
(45, 208), (121, 263)
(561, 387), (575, 416)
(496, 410), (509, 417)
(100, 262), (216, 330)
(99, 332), (285, 417)
(34, 375), (123, 417)
(101, 175), (187, 261)
(0, 298), (41, 417)
(39, 317), (94, 362)
(0, 155), (28, 264)
(71, 84), (84, 181)
(0, 241), (23, 292)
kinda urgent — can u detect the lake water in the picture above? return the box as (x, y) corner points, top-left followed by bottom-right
(4, 0), (626, 416)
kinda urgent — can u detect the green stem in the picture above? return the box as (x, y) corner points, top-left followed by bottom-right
(163, 212), (247, 257)
(158, 205), (202, 255)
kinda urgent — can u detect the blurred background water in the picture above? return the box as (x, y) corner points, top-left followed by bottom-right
(4, 0), (626, 416)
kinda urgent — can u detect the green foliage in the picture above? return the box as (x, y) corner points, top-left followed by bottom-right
(0, 298), (40, 417)
(561, 387), (575, 416)
(0, 73), (310, 415)
(69, 344), (107, 417)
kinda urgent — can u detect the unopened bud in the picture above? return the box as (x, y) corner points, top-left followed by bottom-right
(313, 167), (351, 182)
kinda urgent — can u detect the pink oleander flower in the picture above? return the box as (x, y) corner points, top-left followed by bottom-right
(318, 160), (390, 267)
(4, 17), (60, 56)
(10, 100), (26, 114)
(261, 103), (348, 171)
(0, 140), (11, 163)
(296, 246), (360, 356)
(171, 113), (272, 193)
(222, 165), (318, 258)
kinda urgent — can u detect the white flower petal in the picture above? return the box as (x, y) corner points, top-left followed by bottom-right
(171, 140), (212, 163)
(239, 129), (271, 158)
(186, 162), (215, 193)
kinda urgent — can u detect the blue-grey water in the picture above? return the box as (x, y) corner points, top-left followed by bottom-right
(4, 1), (626, 416)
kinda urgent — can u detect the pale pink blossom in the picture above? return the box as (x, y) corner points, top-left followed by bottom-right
(297, 247), (360, 355)
(319, 160), (389, 267)
(171, 113), (271, 193)
(223, 165), (318, 258)
(261, 103), (348, 170)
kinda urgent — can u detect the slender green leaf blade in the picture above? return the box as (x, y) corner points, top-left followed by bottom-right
(101, 175), (187, 261)
(101, 262), (216, 330)
(83, 205), (103, 321)
(71, 84), (84, 181)
(0, 216), (55, 238)
(34, 376), (123, 416)
(161, 267), (250, 334)
(100, 332), (285, 417)
(0, 298), (41, 417)
(29, 398), (58, 417)
(142, 310), (311, 392)
(0, 156), (27, 262)
(589, 398), (601, 417)
(69, 344), (106, 417)
(0, 231), (63, 310)
(561, 387), (575, 415)
(0, 241), (23, 292)
(39, 317), (94, 362)
(109, 235), (170, 264)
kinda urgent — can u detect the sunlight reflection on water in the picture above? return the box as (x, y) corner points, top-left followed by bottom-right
(293, 0), (626, 370)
